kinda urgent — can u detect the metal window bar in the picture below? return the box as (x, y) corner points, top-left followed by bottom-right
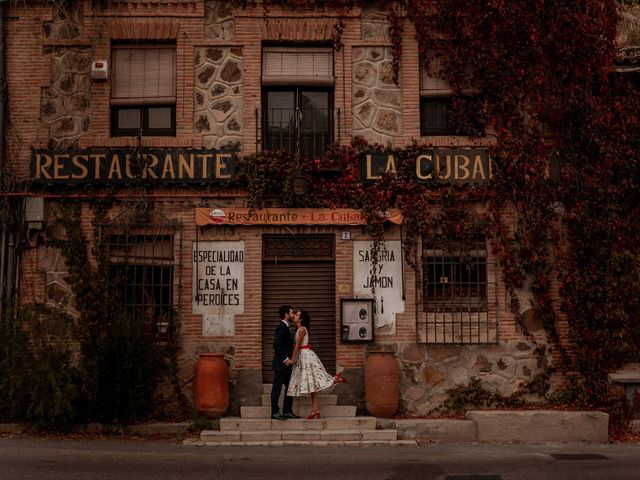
(418, 234), (498, 344)
(262, 106), (334, 158)
(102, 224), (182, 339)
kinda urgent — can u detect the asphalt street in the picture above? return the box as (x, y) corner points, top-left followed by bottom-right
(1, 437), (640, 480)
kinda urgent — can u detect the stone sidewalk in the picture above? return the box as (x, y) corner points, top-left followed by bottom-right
(0, 410), (624, 444)
(378, 410), (611, 443)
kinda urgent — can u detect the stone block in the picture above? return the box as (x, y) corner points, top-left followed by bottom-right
(229, 369), (262, 416)
(422, 366), (446, 387)
(261, 394), (337, 406)
(325, 417), (376, 430)
(219, 417), (271, 431)
(200, 430), (241, 442)
(276, 419), (323, 431)
(320, 429), (361, 441)
(281, 430), (322, 441)
(466, 410), (609, 443)
(241, 430), (282, 442)
(362, 429), (397, 441)
(401, 343), (427, 363)
(353, 62), (376, 86)
(415, 419), (477, 443)
(427, 345), (462, 362)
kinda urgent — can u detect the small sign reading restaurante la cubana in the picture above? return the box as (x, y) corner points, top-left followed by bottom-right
(29, 148), (236, 185)
(360, 148), (492, 184)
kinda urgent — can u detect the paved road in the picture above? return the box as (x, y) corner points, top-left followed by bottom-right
(1, 437), (640, 480)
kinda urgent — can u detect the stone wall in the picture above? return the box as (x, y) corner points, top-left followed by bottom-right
(194, 47), (244, 149)
(352, 47), (401, 145)
(43, 3), (83, 41)
(41, 47), (91, 149)
(396, 340), (552, 414)
(361, 3), (390, 41)
(39, 245), (79, 319)
(204, 0), (234, 40)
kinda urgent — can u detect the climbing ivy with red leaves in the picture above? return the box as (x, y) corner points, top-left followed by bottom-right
(407, 0), (640, 408)
(238, 0), (640, 410)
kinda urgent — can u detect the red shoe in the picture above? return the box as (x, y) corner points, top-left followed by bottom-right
(306, 410), (320, 420)
(334, 373), (348, 384)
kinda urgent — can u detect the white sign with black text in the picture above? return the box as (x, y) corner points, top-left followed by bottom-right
(353, 240), (405, 335)
(192, 241), (245, 336)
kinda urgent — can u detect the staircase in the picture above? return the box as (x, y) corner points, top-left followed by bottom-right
(198, 384), (415, 446)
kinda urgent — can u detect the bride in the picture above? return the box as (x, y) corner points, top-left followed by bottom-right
(286, 309), (347, 419)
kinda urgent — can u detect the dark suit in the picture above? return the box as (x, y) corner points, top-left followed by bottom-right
(271, 320), (294, 416)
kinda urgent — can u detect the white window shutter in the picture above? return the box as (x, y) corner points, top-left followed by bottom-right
(112, 46), (176, 104)
(420, 51), (452, 96)
(262, 47), (334, 86)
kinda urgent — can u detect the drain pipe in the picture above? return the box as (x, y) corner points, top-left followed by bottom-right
(0, 0), (4, 177)
(0, 227), (6, 321)
(5, 231), (13, 306)
(0, 0), (6, 319)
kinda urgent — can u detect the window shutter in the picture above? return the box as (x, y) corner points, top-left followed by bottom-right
(112, 47), (176, 105)
(262, 47), (334, 86)
(420, 52), (452, 96)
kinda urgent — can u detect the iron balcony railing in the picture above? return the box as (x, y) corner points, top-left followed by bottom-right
(257, 106), (340, 158)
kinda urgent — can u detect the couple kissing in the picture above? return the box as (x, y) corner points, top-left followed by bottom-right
(270, 305), (347, 420)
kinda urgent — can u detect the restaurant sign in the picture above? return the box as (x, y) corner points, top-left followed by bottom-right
(29, 148), (236, 184)
(195, 207), (403, 226)
(360, 148), (492, 184)
(29, 147), (490, 186)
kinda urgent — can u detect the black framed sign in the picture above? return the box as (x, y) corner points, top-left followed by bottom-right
(340, 298), (375, 343)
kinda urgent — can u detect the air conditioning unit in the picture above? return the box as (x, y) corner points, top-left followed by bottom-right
(91, 60), (109, 80)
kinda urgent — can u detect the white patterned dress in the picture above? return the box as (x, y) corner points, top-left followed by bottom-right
(287, 328), (335, 396)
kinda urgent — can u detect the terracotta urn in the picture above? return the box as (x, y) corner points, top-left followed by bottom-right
(364, 351), (399, 418)
(194, 353), (229, 418)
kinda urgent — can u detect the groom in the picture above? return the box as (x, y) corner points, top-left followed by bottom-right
(270, 304), (299, 420)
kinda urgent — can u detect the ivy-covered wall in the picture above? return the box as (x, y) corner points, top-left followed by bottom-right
(3, 0), (640, 421)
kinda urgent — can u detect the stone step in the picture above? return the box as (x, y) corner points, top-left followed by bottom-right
(241, 405), (356, 418)
(201, 429), (398, 443)
(262, 394), (338, 406)
(189, 438), (417, 447)
(220, 416), (377, 431)
(262, 383), (340, 395)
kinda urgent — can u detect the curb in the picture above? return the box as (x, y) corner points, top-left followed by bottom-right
(378, 410), (610, 444)
(0, 411), (617, 444)
(0, 422), (192, 437)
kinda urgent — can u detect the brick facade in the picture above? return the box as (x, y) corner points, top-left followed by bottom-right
(5, 0), (560, 416)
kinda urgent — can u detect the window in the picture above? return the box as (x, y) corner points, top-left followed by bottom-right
(107, 232), (177, 338)
(420, 97), (453, 136)
(419, 51), (454, 136)
(419, 52), (486, 136)
(420, 234), (497, 344)
(111, 45), (176, 136)
(261, 47), (334, 158)
(424, 251), (487, 308)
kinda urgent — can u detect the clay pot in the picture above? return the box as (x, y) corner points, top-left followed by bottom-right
(194, 353), (229, 418)
(364, 351), (399, 418)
